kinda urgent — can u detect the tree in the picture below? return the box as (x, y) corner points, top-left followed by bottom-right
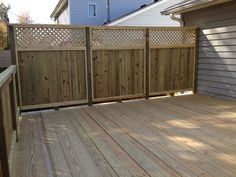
(0, 3), (10, 49)
(17, 12), (33, 24)
(0, 3), (10, 23)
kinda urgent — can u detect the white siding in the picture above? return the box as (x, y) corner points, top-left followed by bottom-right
(58, 6), (70, 24)
(108, 0), (183, 27)
(109, 0), (153, 21)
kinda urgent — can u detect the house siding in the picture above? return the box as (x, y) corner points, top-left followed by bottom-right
(109, 0), (153, 21)
(69, 0), (107, 25)
(58, 6), (70, 24)
(183, 1), (236, 101)
(109, 0), (182, 27)
(65, 0), (153, 25)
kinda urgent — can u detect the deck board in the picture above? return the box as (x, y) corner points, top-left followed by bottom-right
(12, 95), (236, 177)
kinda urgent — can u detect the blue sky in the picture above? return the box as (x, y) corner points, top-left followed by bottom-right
(2, 0), (58, 23)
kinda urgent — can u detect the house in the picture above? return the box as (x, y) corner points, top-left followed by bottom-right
(50, 0), (154, 25)
(106, 0), (183, 27)
(162, 0), (236, 101)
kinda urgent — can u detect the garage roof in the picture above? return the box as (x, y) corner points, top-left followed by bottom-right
(161, 0), (233, 15)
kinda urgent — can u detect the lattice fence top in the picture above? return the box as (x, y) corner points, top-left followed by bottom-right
(15, 26), (85, 50)
(91, 28), (145, 48)
(150, 29), (196, 47)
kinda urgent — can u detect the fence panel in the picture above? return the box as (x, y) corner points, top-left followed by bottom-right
(90, 27), (146, 102)
(11, 25), (88, 110)
(10, 25), (197, 110)
(149, 27), (197, 96)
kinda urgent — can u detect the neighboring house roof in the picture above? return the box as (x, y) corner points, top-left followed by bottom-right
(106, 0), (178, 26)
(51, 0), (68, 19)
(161, 0), (233, 15)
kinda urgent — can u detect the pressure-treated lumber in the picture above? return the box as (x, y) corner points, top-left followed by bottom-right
(10, 24), (197, 110)
(0, 65), (18, 177)
(12, 95), (236, 177)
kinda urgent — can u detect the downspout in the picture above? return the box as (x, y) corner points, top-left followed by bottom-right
(106, 0), (111, 22)
(170, 13), (184, 27)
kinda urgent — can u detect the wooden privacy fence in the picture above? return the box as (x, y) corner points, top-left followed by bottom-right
(0, 65), (18, 177)
(9, 24), (197, 110)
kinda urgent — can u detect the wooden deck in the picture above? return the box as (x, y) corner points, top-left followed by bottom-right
(12, 94), (236, 177)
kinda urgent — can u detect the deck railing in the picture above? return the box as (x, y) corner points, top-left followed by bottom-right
(0, 65), (18, 177)
(9, 24), (198, 110)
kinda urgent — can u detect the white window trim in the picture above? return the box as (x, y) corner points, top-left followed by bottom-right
(88, 3), (97, 18)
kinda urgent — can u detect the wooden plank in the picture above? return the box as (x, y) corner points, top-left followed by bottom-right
(18, 51), (87, 107)
(0, 66), (16, 88)
(12, 95), (236, 177)
(150, 48), (194, 94)
(92, 49), (145, 100)
(86, 27), (93, 106)
(60, 110), (119, 177)
(12, 114), (53, 177)
(122, 99), (236, 176)
(193, 28), (199, 92)
(96, 103), (201, 177)
(42, 111), (73, 177)
(0, 86), (10, 177)
(49, 110), (104, 177)
(149, 98), (236, 146)
(145, 28), (150, 99)
(82, 106), (181, 177)
(71, 108), (150, 177)
(0, 161), (2, 177)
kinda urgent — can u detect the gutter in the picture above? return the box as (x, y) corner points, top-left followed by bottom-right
(50, 0), (68, 20)
(170, 13), (184, 27)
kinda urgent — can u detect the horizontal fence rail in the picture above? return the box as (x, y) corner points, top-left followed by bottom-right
(9, 24), (197, 110)
(0, 65), (18, 177)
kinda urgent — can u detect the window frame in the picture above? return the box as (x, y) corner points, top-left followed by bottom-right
(88, 3), (97, 18)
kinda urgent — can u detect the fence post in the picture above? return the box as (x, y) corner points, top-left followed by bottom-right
(145, 28), (150, 99)
(0, 95), (11, 177)
(9, 25), (22, 109)
(9, 74), (19, 141)
(85, 27), (93, 106)
(8, 25), (16, 65)
(193, 28), (199, 93)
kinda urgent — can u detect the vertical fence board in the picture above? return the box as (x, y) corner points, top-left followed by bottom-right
(92, 49), (145, 100)
(150, 48), (195, 94)
(18, 51), (87, 106)
(85, 27), (93, 106)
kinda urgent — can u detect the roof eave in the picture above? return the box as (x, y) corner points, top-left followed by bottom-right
(161, 0), (233, 15)
(50, 0), (68, 19)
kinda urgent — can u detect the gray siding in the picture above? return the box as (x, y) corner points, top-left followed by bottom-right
(183, 1), (236, 101)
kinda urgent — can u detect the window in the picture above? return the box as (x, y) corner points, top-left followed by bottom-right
(88, 3), (97, 17)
